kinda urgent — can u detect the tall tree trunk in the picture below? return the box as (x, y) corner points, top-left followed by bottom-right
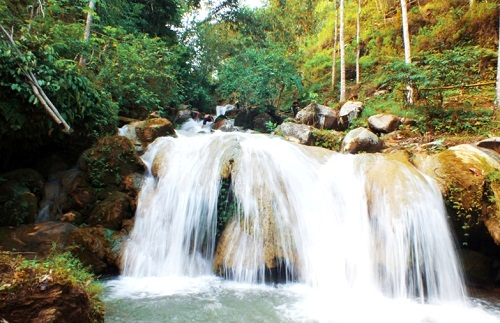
(79, 0), (96, 66)
(400, 0), (413, 104)
(332, 2), (338, 92)
(340, 0), (346, 102)
(497, 6), (500, 110)
(356, 0), (361, 85)
(275, 84), (285, 108)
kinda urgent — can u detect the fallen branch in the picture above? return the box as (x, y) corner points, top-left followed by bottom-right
(420, 81), (496, 91)
(0, 23), (73, 134)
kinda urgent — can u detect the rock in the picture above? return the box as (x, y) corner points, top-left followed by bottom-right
(340, 127), (385, 154)
(413, 144), (500, 249)
(87, 191), (132, 230)
(295, 102), (339, 130)
(135, 117), (176, 146)
(0, 222), (123, 274)
(477, 137), (500, 154)
(461, 249), (495, 288)
(175, 109), (193, 124)
(253, 113), (274, 133)
(368, 113), (402, 134)
(212, 118), (238, 132)
(0, 278), (102, 323)
(234, 109), (257, 129)
(0, 169), (44, 226)
(78, 136), (145, 188)
(338, 101), (363, 130)
(275, 122), (316, 146)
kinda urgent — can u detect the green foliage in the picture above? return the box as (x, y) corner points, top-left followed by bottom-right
(95, 28), (185, 118)
(217, 46), (300, 109)
(311, 129), (341, 151)
(216, 177), (237, 238)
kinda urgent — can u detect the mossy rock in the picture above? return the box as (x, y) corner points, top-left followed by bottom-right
(0, 169), (44, 226)
(135, 117), (176, 145)
(78, 136), (145, 188)
(414, 144), (500, 246)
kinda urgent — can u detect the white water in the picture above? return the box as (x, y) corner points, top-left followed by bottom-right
(108, 132), (500, 322)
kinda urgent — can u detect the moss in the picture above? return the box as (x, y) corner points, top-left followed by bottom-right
(0, 249), (104, 322)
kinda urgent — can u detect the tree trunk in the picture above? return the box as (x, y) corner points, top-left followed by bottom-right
(340, 0), (346, 102)
(356, 0), (361, 85)
(400, 0), (413, 104)
(497, 6), (500, 110)
(332, 3), (338, 92)
(79, 0), (96, 66)
(275, 84), (285, 108)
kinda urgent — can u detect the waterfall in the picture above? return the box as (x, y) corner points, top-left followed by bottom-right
(122, 132), (466, 304)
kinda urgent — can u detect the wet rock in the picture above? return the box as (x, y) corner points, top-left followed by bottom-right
(212, 118), (238, 132)
(135, 117), (176, 147)
(414, 144), (500, 251)
(340, 127), (385, 154)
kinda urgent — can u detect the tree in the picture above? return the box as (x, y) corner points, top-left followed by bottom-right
(497, 5), (500, 110)
(332, 1), (338, 92)
(339, 0), (346, 102)
(216, 46), (299, 109)
(356, 0), (361, 85)
(400, 0), (413, 104)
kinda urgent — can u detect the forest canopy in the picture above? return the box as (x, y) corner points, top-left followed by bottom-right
(0, 0), (499, 170)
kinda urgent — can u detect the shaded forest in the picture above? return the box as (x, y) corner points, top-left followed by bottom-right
(1, 0), (499, 171)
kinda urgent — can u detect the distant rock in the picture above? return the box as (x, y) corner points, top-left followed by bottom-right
(368, 113), (402, 134)
(340, 127), (385, 154)
(338, 101), (363, 130)
(295, 102), (339, 130)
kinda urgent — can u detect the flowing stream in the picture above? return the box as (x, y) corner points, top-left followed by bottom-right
(105, 132), (500, 322)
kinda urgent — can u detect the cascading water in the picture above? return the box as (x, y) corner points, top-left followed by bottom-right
(106, 132), (500, 322)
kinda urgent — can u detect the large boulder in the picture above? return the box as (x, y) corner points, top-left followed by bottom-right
(275, 122), (316, 146)
(338, 101), (363, 130)
(368, 114), (402, 134)
(296, 102), (339, 130)
(340, 127), (385, 154)
(414, 144), (500, 284)
(0, 169), (44, 226)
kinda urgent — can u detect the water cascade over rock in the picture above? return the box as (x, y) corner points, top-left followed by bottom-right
(121, 132), (467, 305)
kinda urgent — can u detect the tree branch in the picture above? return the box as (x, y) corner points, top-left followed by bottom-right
(0, 23), (73, 134)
